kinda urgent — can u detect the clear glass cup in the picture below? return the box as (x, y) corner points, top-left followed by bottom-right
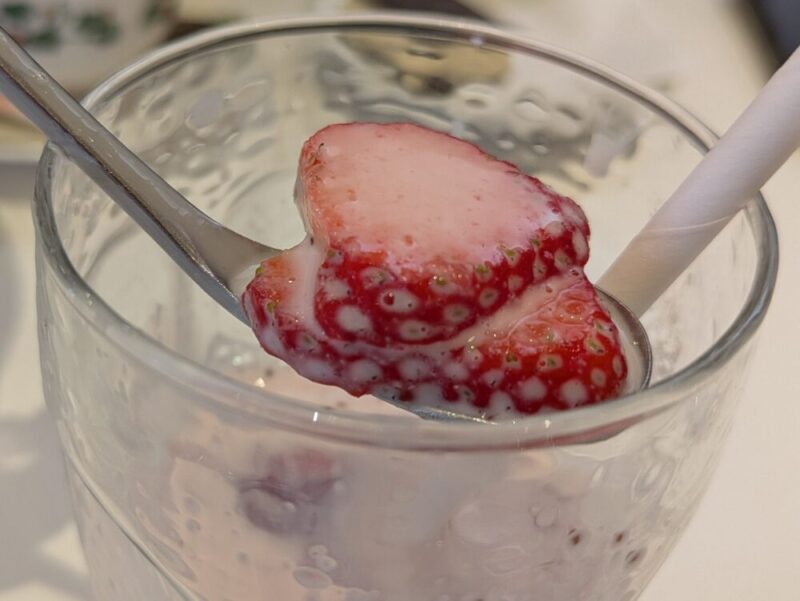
(34, 15), (778, 601)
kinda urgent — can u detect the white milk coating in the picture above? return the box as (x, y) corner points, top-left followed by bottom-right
(283, 238), (326, 323)
(303, 123), (562, 266)
(139, 385), (673, 601)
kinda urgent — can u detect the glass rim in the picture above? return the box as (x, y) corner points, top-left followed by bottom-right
(33, 13), (779, 451)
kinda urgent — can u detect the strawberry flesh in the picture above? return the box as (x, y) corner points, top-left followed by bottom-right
(298, 123), (590, 345)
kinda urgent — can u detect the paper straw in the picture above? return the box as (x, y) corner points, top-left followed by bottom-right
(599, 47), (800, 317)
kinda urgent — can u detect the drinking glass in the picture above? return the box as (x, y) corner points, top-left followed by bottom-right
(34, 15), (778, 601)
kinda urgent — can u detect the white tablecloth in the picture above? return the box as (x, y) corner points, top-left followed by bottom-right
(1, 1), (798, 599)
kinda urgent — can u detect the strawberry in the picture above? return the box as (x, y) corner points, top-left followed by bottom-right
(240, 449), (340, 534)
(243, 249), (627, 418)
(297, 123), (590, 346)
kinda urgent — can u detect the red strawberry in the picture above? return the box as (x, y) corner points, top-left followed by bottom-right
(243, 247), (627, 418)
(297, 123), (590, 346)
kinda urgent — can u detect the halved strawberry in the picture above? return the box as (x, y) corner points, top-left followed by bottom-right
(243, 246), (627, 418)
(297, 123), (590, 346)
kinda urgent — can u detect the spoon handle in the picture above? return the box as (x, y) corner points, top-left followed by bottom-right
(600, 46), (800, 317)
(0, 27), (271, 323)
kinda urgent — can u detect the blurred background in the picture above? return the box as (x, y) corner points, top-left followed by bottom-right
(1, 1), (798, 601)
(1, 0), (799, 161)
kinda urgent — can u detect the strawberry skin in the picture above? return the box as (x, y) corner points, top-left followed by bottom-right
(297, 123), (590, 346)
(243, 254), (627, 418)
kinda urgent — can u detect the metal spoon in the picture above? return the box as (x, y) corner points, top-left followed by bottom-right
(0, 26), (651, 422)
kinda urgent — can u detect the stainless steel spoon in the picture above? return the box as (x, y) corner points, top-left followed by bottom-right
(0, 26), (651, 422)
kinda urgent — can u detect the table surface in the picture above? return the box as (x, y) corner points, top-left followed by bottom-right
(1, 1), (799, 599)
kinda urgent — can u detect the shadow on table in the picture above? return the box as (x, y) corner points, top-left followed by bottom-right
(0, 213), (20, 374)
(0, 409), (91, 599)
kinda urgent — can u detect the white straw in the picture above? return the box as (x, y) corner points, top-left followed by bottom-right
(599, 47), (800, 317)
